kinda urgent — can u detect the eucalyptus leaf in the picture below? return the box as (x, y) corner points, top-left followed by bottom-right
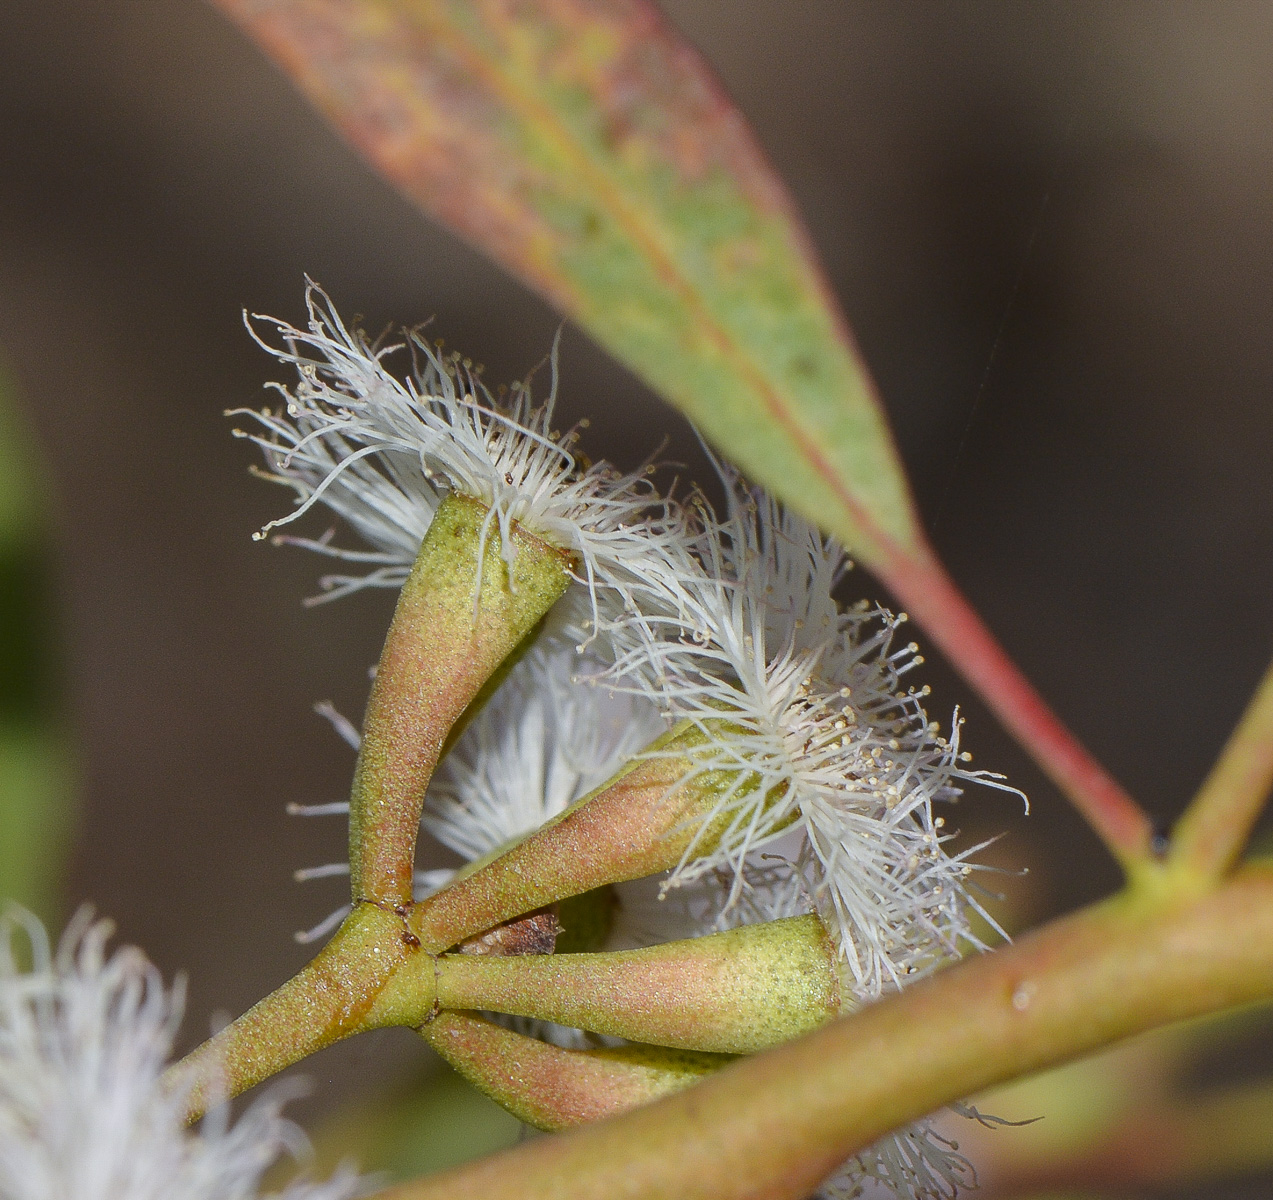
(210, 0), (921, 568)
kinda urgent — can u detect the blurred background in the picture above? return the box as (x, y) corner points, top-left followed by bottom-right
(1, 1), (1271, 1194)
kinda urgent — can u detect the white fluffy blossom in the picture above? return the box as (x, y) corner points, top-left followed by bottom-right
(231, 283), (678, 608)
(595, 474), (1022, 1000)
(0, 908), (360, 1200)
(821, 1121), (973, 1200)
(244, 296), (1015, 1198)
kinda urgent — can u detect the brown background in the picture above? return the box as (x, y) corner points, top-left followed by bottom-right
(1, 3), (1272, 1193)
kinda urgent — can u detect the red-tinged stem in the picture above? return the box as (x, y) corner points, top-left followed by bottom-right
(422, 1012), (729, 1131)
(371, 866), (1273, 1200)
(1171, 656), (1273, 883)
(884, 541), (1154, 873)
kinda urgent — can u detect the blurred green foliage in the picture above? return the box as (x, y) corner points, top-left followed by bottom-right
(303, 1060), (523, 1184)
(0, 364), (73, 922)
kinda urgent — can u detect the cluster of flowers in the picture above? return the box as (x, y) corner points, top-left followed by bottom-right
(245, 286), (1020, 1200)
(0, 285), (1017, 1200)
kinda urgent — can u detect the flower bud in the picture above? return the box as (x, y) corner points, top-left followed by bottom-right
(350, 494), (572, 906)
(422, 1012), (727, 1130)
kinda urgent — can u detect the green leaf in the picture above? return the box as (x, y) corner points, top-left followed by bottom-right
(211, 0), (921, 568)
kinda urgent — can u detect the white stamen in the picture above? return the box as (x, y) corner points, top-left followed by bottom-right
(313, 701), (362, 750)
(235, 282), (681, 623)
(595, 468), (1025, 999)
(0, 907), (362, 1198)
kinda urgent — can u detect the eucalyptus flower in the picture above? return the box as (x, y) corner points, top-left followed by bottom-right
(0, 909), (360, 1200)
(231, 282), (678, 610)
(236, 293), (1011, 1200)
(395, 648), (972, 1200)
(597, 474), (1022, 999)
